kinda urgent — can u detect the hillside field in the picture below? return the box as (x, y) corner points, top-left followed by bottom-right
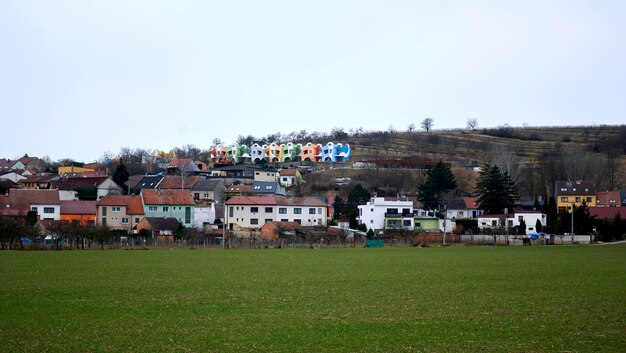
(1, 246), (624, 352)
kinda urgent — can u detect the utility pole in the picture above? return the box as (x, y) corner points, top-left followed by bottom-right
(571, 203), (575, 244)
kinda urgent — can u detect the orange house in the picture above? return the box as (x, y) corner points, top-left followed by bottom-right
(300, 143), (322, 162)
(60, 200), (96, 225)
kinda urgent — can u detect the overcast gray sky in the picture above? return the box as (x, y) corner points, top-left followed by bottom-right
(1, 0), (625, 162)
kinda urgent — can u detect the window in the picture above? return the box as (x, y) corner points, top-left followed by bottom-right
(492, 220), (497, 226)
(586, 197), (592, 202)
(251, 219), (258, 225)
(121, 218), (129, 224)
(264, 219), (272, 223)
(185, 207), (191, 224)
(265, 207), (273, 213)
(149, 206), (157, 212)
(561, 197), (568, 202)
(294, 208), (302, 214)
(403, 220), (411, 227)
(318, 208), (322, 214)
(135, 218), (140, 224)
(101, 218), (107, 226)
(294, 219), (301, 224)
(112, 207), (120, 212)
(575, 197), (580, 202)
(251, 207), (259, 213)
(415, 222), (421, 228)
(44, 207), (54, 214)
(31, 207), (37, 212)
(309, 208), (316, 214)
(518, 216), (523, 222)
(229, 207), (234, 217)
(163, 206), (169, 212)
(102, 207), (107, 216)
(279, 207), (287, 214)
(253, 186), (261, 190)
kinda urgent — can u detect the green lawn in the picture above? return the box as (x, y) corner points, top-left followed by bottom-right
(1, 246), (624, 352)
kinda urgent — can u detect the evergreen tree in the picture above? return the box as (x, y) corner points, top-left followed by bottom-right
(332, 196), (346, 220)
(475, 165), (519, 214)
(346, 184), (371, 229)
(518, 219), (527, 235)
(535, 219), (543, 233)
(418, 161), (457, 210)
(112, 161), (130, 192)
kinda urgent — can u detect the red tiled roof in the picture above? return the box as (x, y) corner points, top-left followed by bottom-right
(464, 197), (479, 209)
(60, 200), (97, 215)
(262, 221), (301, 231)
(226, 196), (327, 207)
(9, 189), (60, 205)
(279, 169), (299, 176)
(157, 176), (200, 189)
(96, 195), (144, 214)
(595, 191), (621, 206)
(141, 189), (194, 205)
(226, 184), (252, 193)
(589, 207), (626, 220)
(226, 195), (277, 205)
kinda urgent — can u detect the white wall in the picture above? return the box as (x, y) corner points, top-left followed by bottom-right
(358, 197), (413, 231)
(194, 205), (215, 229)
(31, 204), (61, 221)
(227, 203), (326, 229)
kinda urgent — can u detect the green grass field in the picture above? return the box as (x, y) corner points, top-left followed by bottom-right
(1, 246), (624, 352)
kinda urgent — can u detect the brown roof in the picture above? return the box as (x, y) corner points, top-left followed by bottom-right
(59, 171), (102, 178)
(50, 177), (111, 190)
(226, 196), (327, 207)
(9, 189), (60, 205)
(127, 175), (144, 189)
(141, 189), (194, 205)
(157, 176), (200, 189)
(18, 174), (58, 184)
(167, 158), (194, 169)
(595, 191), (621, 207)
(60, 200), (97, 215)
(96, 195), (144, 214)
(226, 195), (277, 205)
(279, 169), (299, 176)
(18, 156), (33, 165)
(226, 184), (252, 193)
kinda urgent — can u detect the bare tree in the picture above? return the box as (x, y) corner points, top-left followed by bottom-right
(466, 118), (478, 131)
(421, 118), (434, 132)
(407, 123), (416, 133)
(490, 148), (521, 184)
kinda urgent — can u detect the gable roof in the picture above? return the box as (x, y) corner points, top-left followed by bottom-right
(226, 195), (277, 205)
(595, 191), (621, 206)
(157, 176), (200, 189)
(133, 175), (164, 191)
(276, 197), (327, 207)
(555, 181), (595, 195)
(143, 217), (180, 231)
(8, 189), (60, 205)
(262, 221), (301, 231)
(127, 175), (144, 189)
(60, 200), (97, 215)
(251, 181), (282, 194)
(226, 184), (252, 194)
(279, 169), (299, 176)
(588, 207), (626, 220)
(50, 177), (112, 190)
(96, 195), (144, 214)
(18, 174), (59, 184)
(464, 197), (479, 209)
(141, 189), (194, 205)
(191, 179), (223, 191)
(166, 158), (200, 171)
(226, 195), (326, 207)
(442, 199), (466, 210)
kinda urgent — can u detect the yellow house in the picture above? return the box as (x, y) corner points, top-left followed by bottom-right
(555, 180), (596, 213)
(57, 166), (96, 175)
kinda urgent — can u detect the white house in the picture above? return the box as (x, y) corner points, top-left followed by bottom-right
(193, 200), (216, 229)
(8, 189), (61, 221)
(226, 196), (327, 230)
(478, 211), (546, 235)
(357, 197), (415, 231)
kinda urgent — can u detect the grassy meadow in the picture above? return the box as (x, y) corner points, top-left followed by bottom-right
(0, 246), (624, 352)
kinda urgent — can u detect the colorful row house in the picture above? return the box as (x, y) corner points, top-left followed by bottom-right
(209, 142), (351, 164)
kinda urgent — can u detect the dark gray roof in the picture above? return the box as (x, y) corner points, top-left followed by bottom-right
(144, 217), (180, 231)
(191, 179), (223, 191)
(554, 181), (595, 196)
(441, 199), (467, 210)
(134, 176), (163, 191)
(251, 181), (283, 194)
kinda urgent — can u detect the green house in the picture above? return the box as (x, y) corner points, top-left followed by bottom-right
(414, 217), (439, 232)
(141, 189), (194, 228)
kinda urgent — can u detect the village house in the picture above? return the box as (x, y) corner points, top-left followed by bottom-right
(555, 180), (596, 213)
(226, 196), (327, 230)
(141, 189), (194, 228)
(8, 189), (61, 221)
(477, 210), (546, 235)
(96, 195), (144, 231)
(60, 200), (96, 225)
